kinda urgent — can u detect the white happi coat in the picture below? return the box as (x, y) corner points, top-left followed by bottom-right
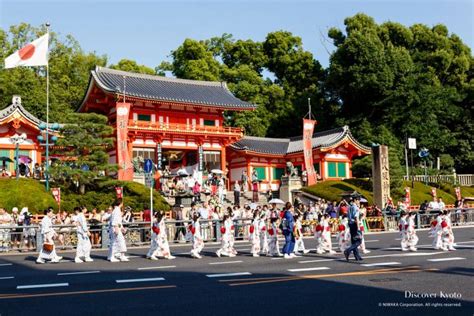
(337, 219), (351, 252)
(108, 206), (127, 259)
(294, 219), (306, 252)
(217, 218), (234, 256)
(258, 218), (269, 255)
(76, 213), (92, 259)
(407, 216), (419, 248)
(38, 216), (58, 260)
(148, 218), (171, 258)
(249, 219), (260, 255)
(320, 218), (332, 251)
(268, 221), (281, 256)
(191, 219), (204, 254)
(399, 217), (409, 249)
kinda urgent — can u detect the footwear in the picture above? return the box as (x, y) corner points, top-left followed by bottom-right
(328, 250), (336, 255)
(166, 255), (176, 260)
(290, 253), (300, 258)
(56, 256), (63, 261)
(119, 255), (129, 262)
(356, 257), (364, 261)
(401, 247), (409, 251)
(277, 253), (284, 257)
(74, 257), (84, 263)
(448, 247), (456, 251)
(363, 250), (371, 254)
(409, 247), (417, 252)
(150, 255), (159, 261)
(252, 253), (260, 257)
(109, 257), (120, 262)
(84, 257), (94, 262)
(294, 252), (301, 256)
(343, 251), (349, 262)
(36, 258), (45, 264)
(316, 249), (325, 254)
(441, 247), (448, 251)
(303, 250), (310, 254)
(229, 253), (236, 257)
(284, 253), (291, 259)
(216, 250), (221, 258)
(195, 253), (202, 259)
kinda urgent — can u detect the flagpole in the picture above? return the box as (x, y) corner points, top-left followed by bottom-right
(45, 22), (50, 192)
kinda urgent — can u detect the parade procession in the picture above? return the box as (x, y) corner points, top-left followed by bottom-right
(0, 0), (473, 315)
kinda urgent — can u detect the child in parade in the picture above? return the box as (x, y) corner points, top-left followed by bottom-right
(258, 211), (269, 256)
(36, 208), (62, 264)
(431, 212), (444, 250)
(147, 211), (176, 260)
(337, 216), (351, 253)
(107, 200), (129, 262)
(268, 215), (283, 257)
(319, 213), (336, 254)
(399, 211), (409, 251)
(294, 213), (309, 255)
(314, 221), (324, 254)
(216, 210), (236, 257)
(74, 207), (93, 263)
(249, 211), (261, 257)
(441, 210), (456, 251)
(190, 212), (204, 258)
(406, 212), (418, 251)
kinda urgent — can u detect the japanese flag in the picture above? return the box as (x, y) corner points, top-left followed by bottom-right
(4, 34), (49, 69)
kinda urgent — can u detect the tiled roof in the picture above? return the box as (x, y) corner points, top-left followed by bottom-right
(85, 66), (256, 110)
(0, 98), (45, 127)
(230, 126), (371, 155)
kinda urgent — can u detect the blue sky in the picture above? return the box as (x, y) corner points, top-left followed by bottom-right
(1, 0), (472, 70)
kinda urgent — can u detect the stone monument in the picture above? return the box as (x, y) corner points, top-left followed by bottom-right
(372, 145), (390, 208)
(279, 162), (303, 203)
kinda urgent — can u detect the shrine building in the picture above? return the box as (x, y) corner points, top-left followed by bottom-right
(74, 67), (372, 188)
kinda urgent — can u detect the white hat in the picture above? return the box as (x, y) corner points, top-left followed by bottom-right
(12, 207), (19, 212)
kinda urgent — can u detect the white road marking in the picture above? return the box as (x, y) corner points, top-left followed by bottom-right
(0, 276), (14, 280)
(270, 258), (284, 260)
(455, 241), (474, 244)
(427, 257), (466, 262)
(454, 245), (474, 248)
(0, 263), (13, 267)
(362, 262), (401, 267)
(209, 261), (243, 265)
(176, 252), (190, 255)
(206, 272), (252, 278)
(299, 258), (338, 264)
(57, 271), (101, 276)
(17, 283), (69, 290)
(116, 277), (165, 283)
(364, 240), (379, 243)
(395, 238), (401, 241)
(138, 266), (176, 270)
(288, 267), (331, 272)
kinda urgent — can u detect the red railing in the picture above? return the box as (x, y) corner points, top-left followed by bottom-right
(128, 120), (243, 137)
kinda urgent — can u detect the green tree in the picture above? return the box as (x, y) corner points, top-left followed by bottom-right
(50, 113), (115, 194)
(110, 59), (156, 75)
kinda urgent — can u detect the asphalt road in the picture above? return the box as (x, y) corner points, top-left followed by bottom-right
(0, 226), (472, 316)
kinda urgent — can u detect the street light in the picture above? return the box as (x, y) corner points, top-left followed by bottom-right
(10, 133), (27, 180)
(37, 122), (60, 191)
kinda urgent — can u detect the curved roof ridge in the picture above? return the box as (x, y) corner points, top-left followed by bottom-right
(95, 66), (227, 88)
(243, 135), (290, 142)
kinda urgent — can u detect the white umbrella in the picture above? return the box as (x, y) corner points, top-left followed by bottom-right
(211, 169), (224, 175)
(268, 198), (285, 204)
(249, 203), (258, 210)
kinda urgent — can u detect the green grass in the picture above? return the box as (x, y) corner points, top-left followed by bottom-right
(302, 179), (471, 205)
(0, 178), (169, 213)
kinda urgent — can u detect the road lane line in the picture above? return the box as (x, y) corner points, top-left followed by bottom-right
(288, 267), (330, 272)
(209, 261), (243, 265)
(270, 258), (284, 260)
(57, 271), (101, 276)
(362, 262), (401, 267)
(206, 272), (251, 278)
(427, 257), (465, 262)
(0, 276), (14, 280)
(299, 258), (338, 264)
(0, 264), (12, 267)
(0, 285), (176, 300)
(138, 266), (176, 270)
(17, 283), (69, 290)
(364, 240), (379, 243)
(116, 277), (165, 284)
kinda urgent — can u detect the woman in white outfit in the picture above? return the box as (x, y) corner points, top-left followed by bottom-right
(189, 212), (204, 258)
(294, 213), (309, 255)
(216, 210), (235, 257)
(108, 200), (129, 262)
(36, 209), (62, 264)
(406, 212), (419, 251)
(75, 207), (93, 263)
(147, 211), (176, 260)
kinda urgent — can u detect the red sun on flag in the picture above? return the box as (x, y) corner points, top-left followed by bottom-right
(19, 44), (35, 60)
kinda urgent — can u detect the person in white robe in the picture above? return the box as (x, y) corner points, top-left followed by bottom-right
(267, 216), (283, 257)
(337, 217), (351, 253)
(399, 211), (409, 251)
(249, 211), (261, 257)
(36, 209), (62, 264)
(216, 211), (235, 257)
(190, 212), (204, 258)
(147, 211), (176, 260)
(406, 212), (419, 251)
(294, 214), (309, 255)
(258, 212), (269, 256)
(107, 200), (128, 262)
(74, 207), (93, 263)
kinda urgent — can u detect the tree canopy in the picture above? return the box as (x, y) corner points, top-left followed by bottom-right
(1, 14), (472, 175)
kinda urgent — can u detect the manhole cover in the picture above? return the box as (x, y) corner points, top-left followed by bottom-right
(369, 278), (402, 283)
